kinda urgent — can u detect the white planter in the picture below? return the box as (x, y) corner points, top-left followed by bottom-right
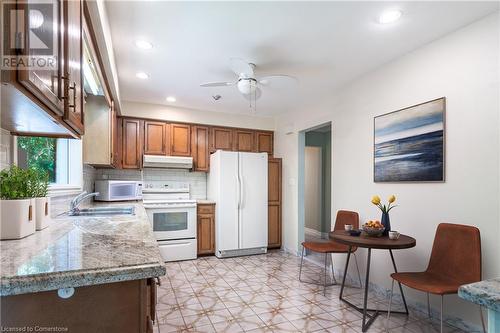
(0, 199), (36, 240)
(35, 196), (51, 230)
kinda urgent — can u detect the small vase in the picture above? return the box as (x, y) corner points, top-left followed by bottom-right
(381, 212), (391, 236)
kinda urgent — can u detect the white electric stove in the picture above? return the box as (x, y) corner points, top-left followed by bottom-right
(142, 182), (197, 262)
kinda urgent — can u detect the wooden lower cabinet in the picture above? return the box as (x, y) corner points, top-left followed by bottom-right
(0, 278), (158, 333)
(197, 203), (215, 255)
(268, 158), (282, 249)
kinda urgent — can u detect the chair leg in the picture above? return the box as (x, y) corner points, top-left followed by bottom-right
(330, 253), (337, 284)
(440, 295), (444, 333)
(324, 252), (328, 296)
(353, 252), (363, 288)
(387, 278), (395, 327)
(479, 305), (486, 333)
(427, 292), (431, 319)
(299, 246), (305, 282)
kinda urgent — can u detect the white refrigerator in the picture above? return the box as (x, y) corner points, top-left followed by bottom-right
(208, 150), (268, 258)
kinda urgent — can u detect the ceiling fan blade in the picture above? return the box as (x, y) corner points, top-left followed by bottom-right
(229, 58), (254, 78)
(258, 74), (297, 86)
(242, 87), (262, 101)
(200, 81), (234, 87)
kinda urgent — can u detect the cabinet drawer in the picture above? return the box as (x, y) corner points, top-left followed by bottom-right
(197, 204), (215, 214)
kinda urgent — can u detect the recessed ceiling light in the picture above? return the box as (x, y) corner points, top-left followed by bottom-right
(135, 40), (153, 49)
(378, 9), (402, 24)
(136, 72), (149, 79)
(166, 96), (176, 103)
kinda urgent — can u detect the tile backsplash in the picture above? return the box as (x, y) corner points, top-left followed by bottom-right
(94, 168), (207, 199)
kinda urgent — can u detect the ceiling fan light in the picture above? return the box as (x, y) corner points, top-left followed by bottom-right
(237, 79), (257, 95)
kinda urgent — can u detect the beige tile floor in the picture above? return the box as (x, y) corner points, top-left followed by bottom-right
(154, 251), (468, 333)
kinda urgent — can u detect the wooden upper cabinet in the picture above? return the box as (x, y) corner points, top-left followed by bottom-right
(268, 158), (282, 205)
(62, 0), (84, 134)
(114, 115), (122, 169)
(122, 119), (143, 169)
(192, 126), (209, 172)
(144, 121), (168, 155)
(233, 129), (256, 152)
(256, 131), (274, 155)
(170, 124), (191, 156)
(210, 127), (233, 152)
(15, 0), (64, 117)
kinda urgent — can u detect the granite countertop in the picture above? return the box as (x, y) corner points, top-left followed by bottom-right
(458, 278), (500, 312)
(0, 202), (166, 296)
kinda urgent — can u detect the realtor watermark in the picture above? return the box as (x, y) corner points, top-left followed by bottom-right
(1, 0), (58, 70)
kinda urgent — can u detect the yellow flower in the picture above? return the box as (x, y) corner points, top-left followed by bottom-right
(388, 195), (396, 203)
(371, 195), (381, 205)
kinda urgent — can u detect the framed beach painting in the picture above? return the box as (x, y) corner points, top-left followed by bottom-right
(374, 97), (445, 182)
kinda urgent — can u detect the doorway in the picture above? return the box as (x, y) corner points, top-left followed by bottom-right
(298, 122), (332, 263)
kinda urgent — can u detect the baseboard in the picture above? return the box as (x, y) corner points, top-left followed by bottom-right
(304, 227), (329, 239)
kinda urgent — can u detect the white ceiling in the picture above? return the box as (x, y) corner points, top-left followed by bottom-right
(106, 1), (498, 116)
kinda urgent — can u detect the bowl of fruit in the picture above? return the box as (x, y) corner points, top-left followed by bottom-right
(362, 220), (385, 237)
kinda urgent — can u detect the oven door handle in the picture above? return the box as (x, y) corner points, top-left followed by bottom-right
(143, 204), (197, 209)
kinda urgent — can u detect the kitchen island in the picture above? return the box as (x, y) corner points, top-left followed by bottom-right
(0, 202), (165, 333)
(459, 278), (500, 333)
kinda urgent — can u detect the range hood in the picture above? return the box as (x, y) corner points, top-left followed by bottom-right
(143, 155), (193, 169)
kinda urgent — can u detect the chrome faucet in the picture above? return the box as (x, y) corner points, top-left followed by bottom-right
(69, 191), (99, 216)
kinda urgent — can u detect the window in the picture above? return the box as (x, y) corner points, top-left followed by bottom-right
(16, 136), (82, 191)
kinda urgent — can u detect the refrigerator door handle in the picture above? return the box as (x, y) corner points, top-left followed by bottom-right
(240, 176), (244, 209)
(236, 175), (240, 209)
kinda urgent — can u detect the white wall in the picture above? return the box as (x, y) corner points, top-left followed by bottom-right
(304, 146), (322, 232)
(275, 12), (499, 329)
(121, 101), (275, 130)
(0, 129), (13, 170)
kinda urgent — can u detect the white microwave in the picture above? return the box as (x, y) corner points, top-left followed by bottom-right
(94, 180), (143, 201)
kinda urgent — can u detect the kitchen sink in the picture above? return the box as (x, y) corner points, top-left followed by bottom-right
(69, 206), (135, 216)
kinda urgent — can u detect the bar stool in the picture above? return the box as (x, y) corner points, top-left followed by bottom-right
(299, 210), (363, 295)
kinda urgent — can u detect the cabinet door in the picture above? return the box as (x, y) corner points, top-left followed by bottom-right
(210, 127), (233, 152)
(268, 158), (282, 248)
(268, 204), (281, 248)
(256, 132), (274, 155)
(197, 213), (215, 255)
(268, 158), (281, 204)
(192, 126), (209, 172)
(144, 121), (168, 155)
(115, 116), (123, 169)
(234, 130), (256, 152)
(170, 124), (191, 156)
(15, 0), (64, 116)
(62, 0), (84, 134)
(122, 119), (143, 169)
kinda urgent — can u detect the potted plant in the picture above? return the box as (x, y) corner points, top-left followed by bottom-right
(371, 194), (397, 236)
(0, 166), (36, 239)
(31, 169), (51, 230)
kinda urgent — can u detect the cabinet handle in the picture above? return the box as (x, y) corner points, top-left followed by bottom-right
(68, 82), (76, 109)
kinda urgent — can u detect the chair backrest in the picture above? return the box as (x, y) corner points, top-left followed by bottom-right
(426, 223), (481, 284)
(333, 210), (359, 231)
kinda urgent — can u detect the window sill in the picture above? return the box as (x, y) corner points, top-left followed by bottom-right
(48, 185), (82, 198)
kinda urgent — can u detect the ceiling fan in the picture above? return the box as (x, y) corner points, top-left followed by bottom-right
(200, 58), (297, 108)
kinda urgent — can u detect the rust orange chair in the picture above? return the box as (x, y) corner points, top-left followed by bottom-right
(387, 223), (484, 333)
(299, 210), (362, 295)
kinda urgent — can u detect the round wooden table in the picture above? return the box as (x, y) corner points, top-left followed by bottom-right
(330, 230), (416, 332)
